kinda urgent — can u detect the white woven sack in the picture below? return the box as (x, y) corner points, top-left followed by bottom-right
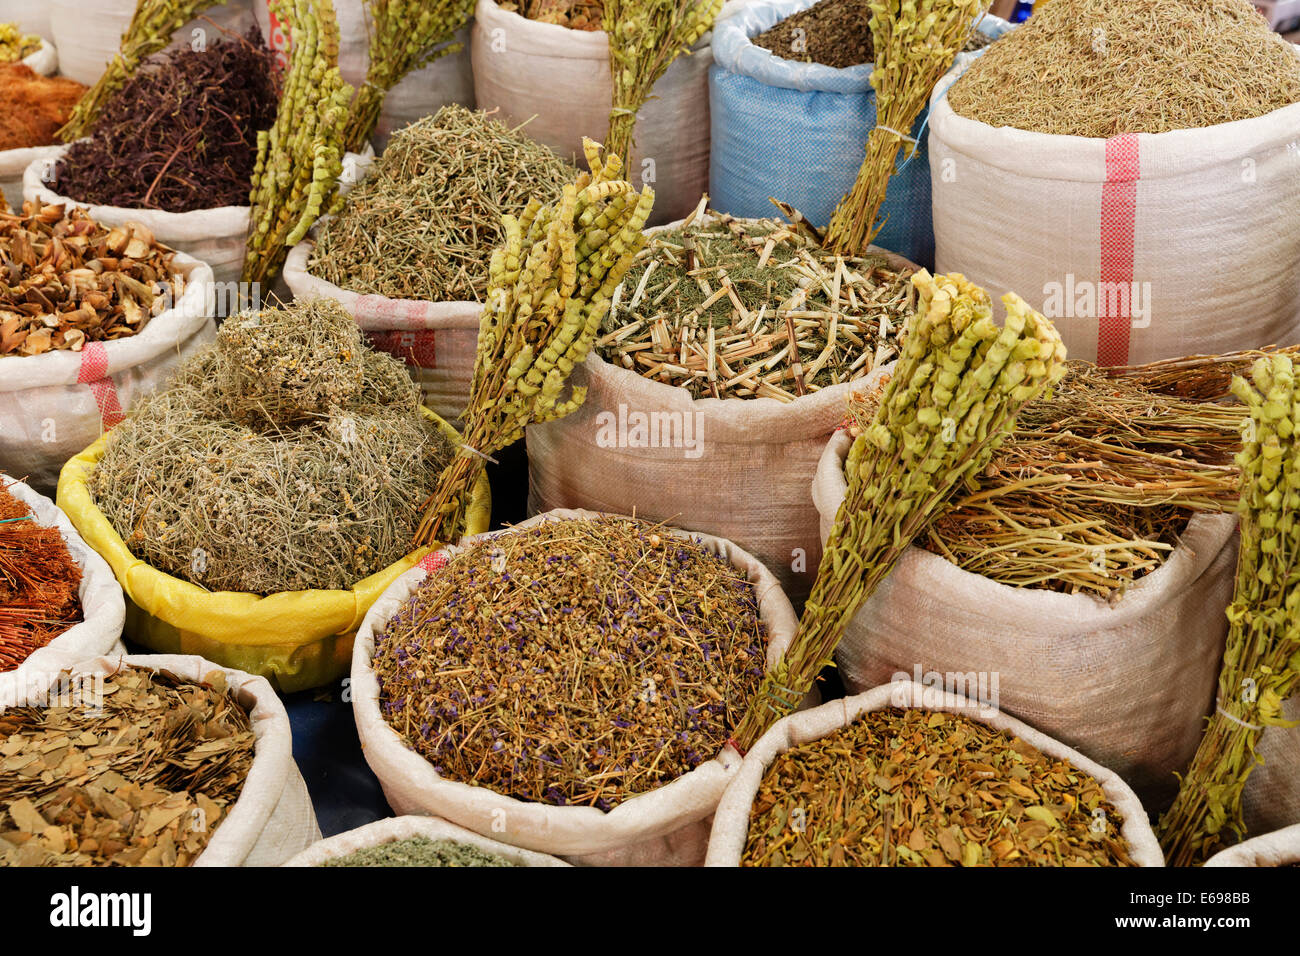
(705, 679), (1166, 866)
(351, 507), (799, 866)
(21, 37), (56, 75)
(0, 0), (51, 37)
(928, 59), (1300, 366)
(470, 0), (752, 226)
(812, 428), (1239, 807)
(0, 144), (58, 212)
(0, 475), (124, 706)
(282, 233), (480, 423)
(1243, 696), (1300, 838)
(1205, 822), (1300, 867)
(0, 254), (215, 494)
(282, 815), (570, 867)
(526, 215), (910, 605)
(9, 653), (321, 866)
(50, 0), (256, 85)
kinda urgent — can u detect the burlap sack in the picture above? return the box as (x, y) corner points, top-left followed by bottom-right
(282, 815), (570, 867)
(929, 59), (1300, 365)
(705, 679), (1165, 866)
(0, 475), (124, 705)
(10, 653), (321, 866)
(813, 428), (1239, 808)
(351, 508), (799, 866)
(1243, 696), (1300, 838)
(1204, 822), (1300, 868)
(0, 254), (214, 495)
(527, 217), (915, 604)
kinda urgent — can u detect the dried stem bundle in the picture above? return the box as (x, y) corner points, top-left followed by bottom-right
(243, 0), (353, 289)
(603, 0), (722, 162)
(823, 0), (988, 256)
(1159, 354), (1300, 866)
(731, 271), (1067, 751)
(342, 0), (476, 153)
(59, 0), (231, 141)
(412, 140), (653, 547)
(597, 206), (913, 401)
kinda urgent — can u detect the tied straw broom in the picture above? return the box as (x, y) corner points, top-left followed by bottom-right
(603, 0), (723, 163)
(730, 271), (1067, 751)
(412, 139), (655, 547)
(59, 0), (231, 141)
(823, 0), (989, 256)
(1158, 353), (1300, 866)
(341, 0), (476, 154)
(243, 0), (353, 289)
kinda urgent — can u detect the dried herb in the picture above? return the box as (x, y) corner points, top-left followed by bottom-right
(0, 23), (40, 64)
(752, 0), (874, 69)
(89, 299), (452, 595)
(60, 0), (231, 141)
(603, 0), (721, 162)
(502, 0), (605, 29)
(742, 708), (1136, 866)
(243, 0), (353, 289)
(731, 271), (1066, 750)
(313, 106), (576, 303)
(0, 482), (82, 672)
(53, 29), (278, 214)
(0, 65), (85, 152)
(322, 837), (517, 867)
(1159, 353), (1300, 866)
(376, 516), (768, 810)
(597, 207), (913, 401)
(0, 667), (254, 867)
(412, 140), (652, 547)
(0, 202), (184, 358)
(823, 0), (987, 256)
(949, 0), (1300, 138)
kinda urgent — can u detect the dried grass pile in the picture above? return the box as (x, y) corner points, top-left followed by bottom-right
(89, 299), (453, 595)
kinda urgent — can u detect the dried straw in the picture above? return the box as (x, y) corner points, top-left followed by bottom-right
(948, 0), (1300, 138)
(89, 299), (451, 595)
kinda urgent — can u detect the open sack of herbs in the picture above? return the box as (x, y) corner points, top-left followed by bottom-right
(0, 200), (213, 493)
(23, 27), (278, 285)
(812, 350), (1268, 805)
(0, 654), (320, 867)
(0, 65), (84, 210)
(283, 815), (570, 867)
(0, 475), (123, 692)
(350, 511), (801, 865)
(704, 681), (1164, 866)
(283, 105), (576, 421)
(526, 203), (917, 603)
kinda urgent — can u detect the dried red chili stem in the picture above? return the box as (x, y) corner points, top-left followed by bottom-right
(0, 484), (82, 672)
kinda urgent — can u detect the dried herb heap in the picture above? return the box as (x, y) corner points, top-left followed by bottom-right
(90, 298), (452, 595)
(742, 708), (1135, 866)
(1159, 353), (1300, 866)
(603, 0), (722, 162)
(752, 0), (874, 70)
(60, 0), (230, 141)
(731, 271), (1066, 750)
(0, 66), (84, 151)
(322, 837), (517, 867)
(412, 140), (652, 547)
(0, 482), (82, 672)
(0, 203), (184, 358)
(313, 106), (576, 303)
(243, 0), (353, 289)
(823, 0), (988, 256)
(597, 208), (913, 401)
(0, 23), (40, 64)
(949, 0), (1300, 138)
(849, 355), (1253, 597)
(342, 0), (475, 153)
(53, 30), (277, 213)
(0, 667), (254, 867)
(376, 516), (768, 809)
(502, 0), (605, 29)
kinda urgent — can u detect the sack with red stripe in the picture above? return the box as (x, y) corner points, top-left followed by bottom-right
(927, 61), (1300, 366)
(0, 254), (214, 494)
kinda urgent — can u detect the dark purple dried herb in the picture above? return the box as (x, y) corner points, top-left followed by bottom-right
(52, 27), (278, 213)
(373, 516), (770, 811)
